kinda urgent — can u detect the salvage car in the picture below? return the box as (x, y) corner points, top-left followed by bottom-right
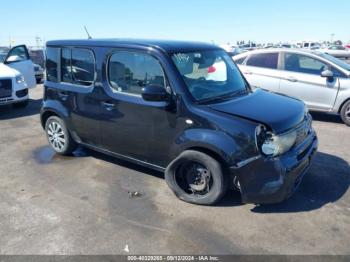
(233, 49), (350, 126)
(40, 39), (318, 205)
(0, 45), (36, 107)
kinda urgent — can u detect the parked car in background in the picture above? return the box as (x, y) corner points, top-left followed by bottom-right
(34, 63), (44, 83)
(346, 43), (350, 49)
(29, 49), (45, 68)
(233, 49), (350, 126)
(318, 45), (350, 60)
(297, 41), (320, 49)
(0, 45), (36, 107)
(219, 44), (244, 56)
(40, 39), (317, 205)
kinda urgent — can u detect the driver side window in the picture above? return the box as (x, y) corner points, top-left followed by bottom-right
(284, 53), (328, 75)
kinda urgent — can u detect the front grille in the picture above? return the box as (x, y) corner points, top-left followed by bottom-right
(295, 116), (312, 145)
(0, 79), (12, 99)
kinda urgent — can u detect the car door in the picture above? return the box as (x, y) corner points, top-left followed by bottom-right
(240, 52), (281, 92)
(279, 52), (339, 111)
(4, 45), (36, 88)
(99, 49), (176, 167)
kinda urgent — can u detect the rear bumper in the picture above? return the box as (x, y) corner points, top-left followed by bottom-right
(231, 130), (318, 204)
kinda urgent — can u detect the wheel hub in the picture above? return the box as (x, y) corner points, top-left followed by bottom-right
(185, 164), (210, 192)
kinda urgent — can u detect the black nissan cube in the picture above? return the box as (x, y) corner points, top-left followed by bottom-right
(40, 39), (318, 205)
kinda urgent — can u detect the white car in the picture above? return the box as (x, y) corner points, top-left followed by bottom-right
(318, 45), (350, 60)
(0, 45), (36, 107)
(233, 48), (350, 125)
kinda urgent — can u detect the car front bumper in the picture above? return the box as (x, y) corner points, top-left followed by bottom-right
(231, 130), (318, 204)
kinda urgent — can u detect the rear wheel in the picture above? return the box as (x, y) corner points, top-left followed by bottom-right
(340, 100), (350, 126)
(45, 116), (77, 155)
(165, 150), (227, 205)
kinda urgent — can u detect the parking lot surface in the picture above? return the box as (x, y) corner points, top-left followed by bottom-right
(0, 85), (349, 255)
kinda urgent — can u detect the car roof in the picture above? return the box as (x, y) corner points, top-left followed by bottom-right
(233, 48), (327, 59)
(46, 38), (219, 53)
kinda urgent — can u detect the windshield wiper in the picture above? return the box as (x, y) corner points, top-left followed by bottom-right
(197, 88), (248, 104)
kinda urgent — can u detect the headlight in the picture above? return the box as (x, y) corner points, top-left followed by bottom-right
(261, 131), (297, 157)
(15, 74), (25, 84)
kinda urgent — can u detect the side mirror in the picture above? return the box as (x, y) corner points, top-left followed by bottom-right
(141, 85), (169, 102)
(321, 69), (334, 81)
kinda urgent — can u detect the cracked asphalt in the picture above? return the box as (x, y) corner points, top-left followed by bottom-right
(0, 85), (349, 255)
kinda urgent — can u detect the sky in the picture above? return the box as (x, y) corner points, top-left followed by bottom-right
(1, 0), (349, 47)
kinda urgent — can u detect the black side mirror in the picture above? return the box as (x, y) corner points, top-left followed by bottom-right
(141, 85), (169, 102)
(321, 69), (334, 81)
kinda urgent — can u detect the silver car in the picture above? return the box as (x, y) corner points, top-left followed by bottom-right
(233, 49), (350, 126)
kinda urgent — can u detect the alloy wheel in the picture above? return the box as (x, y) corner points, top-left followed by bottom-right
(47, 121), (66, 152)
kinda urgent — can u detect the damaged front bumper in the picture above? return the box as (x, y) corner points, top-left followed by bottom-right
(231, 130), (318, 204)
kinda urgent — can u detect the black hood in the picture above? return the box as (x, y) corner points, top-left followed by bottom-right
(208, 89), (306, 133)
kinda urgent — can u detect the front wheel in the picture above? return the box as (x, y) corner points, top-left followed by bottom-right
(340, 100), (350, 126)
(45, 116), (77, 155)
(165, 150), (227, 205)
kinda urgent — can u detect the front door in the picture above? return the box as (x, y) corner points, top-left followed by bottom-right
(99, 49), (175, 167)
(4, 45), (36, 88)
(279, 52), (339, 111)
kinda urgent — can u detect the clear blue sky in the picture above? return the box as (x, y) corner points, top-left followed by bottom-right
(1, 0), (349, 46)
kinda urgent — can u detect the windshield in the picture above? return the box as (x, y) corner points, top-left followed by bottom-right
(316, 52), (350, 72)
(172, 50), (248, 103)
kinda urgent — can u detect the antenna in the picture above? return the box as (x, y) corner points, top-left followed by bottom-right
(84, 26), (92, 39)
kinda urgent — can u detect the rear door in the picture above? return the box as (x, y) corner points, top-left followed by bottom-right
(4, 45), (36, 88)
(279, 52), (339, 111)
(241, 52), (281, 92)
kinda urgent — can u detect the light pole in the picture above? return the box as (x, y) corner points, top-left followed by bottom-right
(330, 33), (335, 44)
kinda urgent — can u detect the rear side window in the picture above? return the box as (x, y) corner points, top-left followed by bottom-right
(46, 47), (59, 82)
(108, 52), (165, 95)
(60, 48), (95, 86)
(234, 56), (247, 65)
(246, 53), (278, 69)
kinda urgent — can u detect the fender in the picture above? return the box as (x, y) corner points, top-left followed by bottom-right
(173, 128), (256, 167)
(40, 100), (70, 127)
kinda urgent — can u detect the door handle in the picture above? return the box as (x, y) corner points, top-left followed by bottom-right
(286, 76), (298, 82)
(58, 91), (69, 100)
(244, 70), (253, 75)
(101, 101), (115, 111)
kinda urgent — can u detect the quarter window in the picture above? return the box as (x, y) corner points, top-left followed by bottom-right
(246, 53), (278, 69)
(46, 47), (59, 82)
(284, 53), (328, 75)
(60, 48), (95, 86)
(108, 52), (165, 95)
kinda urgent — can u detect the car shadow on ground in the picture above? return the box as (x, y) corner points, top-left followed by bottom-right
(52, 147), (349, 212)
(0, 98), (42, 120)
(251, 151), (350, 213)
(310, 112), (343, 124)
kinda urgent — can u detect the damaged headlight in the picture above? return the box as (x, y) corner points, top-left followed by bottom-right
(256, 125), (297, 157)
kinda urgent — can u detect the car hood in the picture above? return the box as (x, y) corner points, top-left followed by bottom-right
(208, 89), (306, 134)
(0, 63), (16, 78)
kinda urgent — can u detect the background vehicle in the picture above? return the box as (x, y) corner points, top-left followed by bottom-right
(34, 63), (44, 83)
(41, 39), (317, 206)
(318, 45), (350, 60)
(233, 49), (350, 125)
(0, 45), (36, 107)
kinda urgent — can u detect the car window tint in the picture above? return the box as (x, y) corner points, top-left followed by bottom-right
(284, 53), (328, 75)
(246, 53), (278, 69)
(71, 49), (95, 86)
(108, 52), (165, 95)
(61, 48), (72, 83)
(46, 47), (59, 82)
